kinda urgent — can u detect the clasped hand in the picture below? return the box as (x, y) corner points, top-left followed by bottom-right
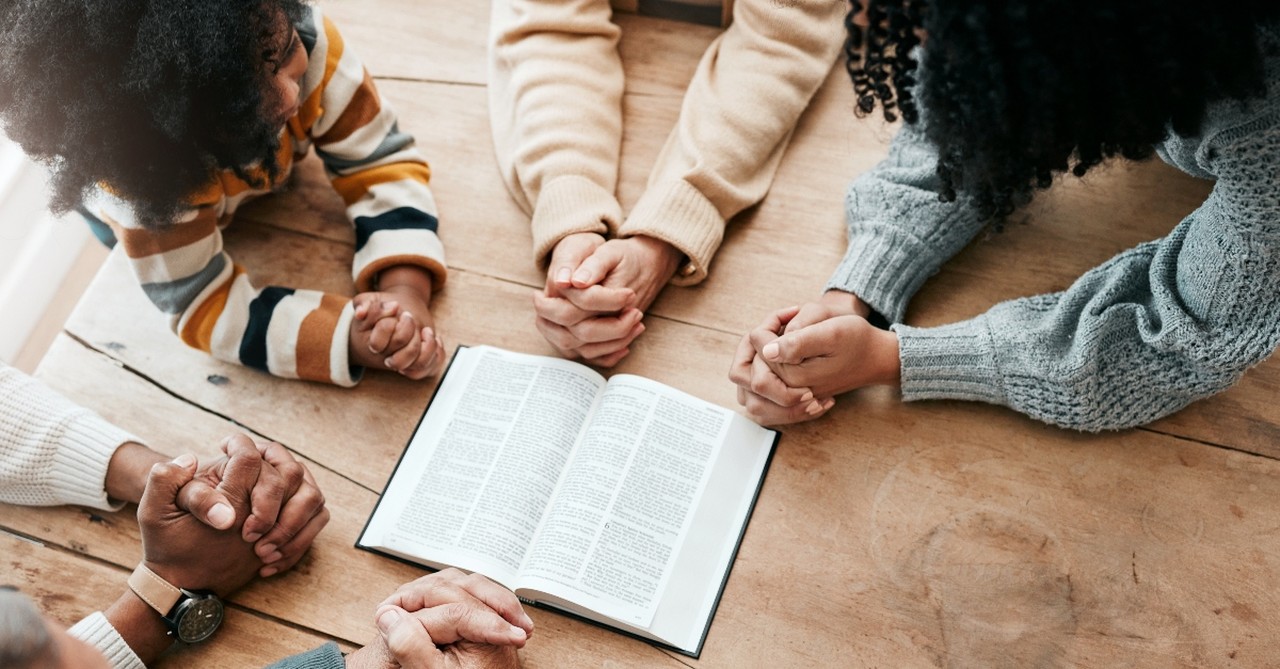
(534, 233), (682, 367)
(730, 291), (901, 426)
(142, 434), (329, 593)
(346, 568), (532, 669)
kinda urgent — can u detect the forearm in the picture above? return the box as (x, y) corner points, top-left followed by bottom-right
(105, 443), (170, 505)
(103, 590), (174, 666)
(825, 122), (989, 323)
(895, 235), (1280, 431)
(377, 265), (435, 307)
(619, 0), (845, 285)
(489, 0), (625, 263)
(0, 365), (136, 509)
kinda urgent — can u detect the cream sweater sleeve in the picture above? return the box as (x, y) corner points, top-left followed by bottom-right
(0, 364), (134, 510)
(622, 0), (845, 284)
(489, 0), (626, 264)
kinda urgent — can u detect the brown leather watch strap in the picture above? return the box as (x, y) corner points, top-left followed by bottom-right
(127, 563), (183, 616)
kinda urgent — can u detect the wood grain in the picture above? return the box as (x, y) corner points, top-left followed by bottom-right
(319, 0), (719, 96)
(0, 532), (340, 668)
(19, 1), (1280, 666)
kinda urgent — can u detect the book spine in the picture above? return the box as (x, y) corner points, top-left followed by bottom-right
(609, 0), (734, 27)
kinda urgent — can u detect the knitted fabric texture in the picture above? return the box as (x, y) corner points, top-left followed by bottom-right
(827, 27), (1280, 431)
(68, 612), (146, 669)
(0, 364), (134, 508)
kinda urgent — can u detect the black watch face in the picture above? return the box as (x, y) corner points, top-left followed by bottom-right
(174, 596), (224, 643)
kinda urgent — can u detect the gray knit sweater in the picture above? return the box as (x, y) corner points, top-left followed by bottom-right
(826, 26), (1280, 431)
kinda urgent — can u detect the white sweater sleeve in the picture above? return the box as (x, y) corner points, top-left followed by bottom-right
(0, 364), (136, 510)
(68, 612), (147, 669)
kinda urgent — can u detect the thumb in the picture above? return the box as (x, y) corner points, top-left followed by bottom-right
(762, 324), (831, 365)
(378, 605), (446, 669)
(139, 454), (199, 521)
(175, 479), (237, 531)
(571, 244), (623, 289)
(549, 235), (602, 289)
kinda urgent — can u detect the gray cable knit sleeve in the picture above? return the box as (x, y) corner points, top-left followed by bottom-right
(894, 113), (1280, 431)
(262, 642), (344, 669)
(825, 121), (989, 321)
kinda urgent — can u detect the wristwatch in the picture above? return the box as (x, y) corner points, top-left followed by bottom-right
(127, 563), (224, 643)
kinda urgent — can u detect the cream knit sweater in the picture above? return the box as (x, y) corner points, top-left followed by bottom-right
(0, 363), (145, 668)
(489, 0), (845, 284)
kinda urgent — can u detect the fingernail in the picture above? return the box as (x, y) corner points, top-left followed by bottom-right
(573, 269), (592, 284)
(424, 327), (435, 339)
(261, 566), (278, 578)
(385, 358), (394, 368)
(800, 391), (814, 404)
(510, 625), (528, 640)
(520, 611), (535, 629)
(401, 311), (413, 320)
(555, 268), (571, 284)
(244, 531), (264, 543)
(376, 607), (403, 634)
(806, 401), (823, 415)
(263, 550), (283, 564)
(256, 543), (278, 558)
(173, 453), (196, 468)
(208, 503), (235, 529)
(763, 342), (780, 360)
(823, 398), (836, 410)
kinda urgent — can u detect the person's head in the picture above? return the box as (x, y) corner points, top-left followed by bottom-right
(844, 0), (1280, 221)
(0, 0), (309, 227)
(0, 588), (110, 669)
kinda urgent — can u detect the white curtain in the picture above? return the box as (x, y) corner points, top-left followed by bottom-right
(0, 136), (94, 364)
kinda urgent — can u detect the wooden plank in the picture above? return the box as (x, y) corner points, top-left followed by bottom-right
(56, 227), (1280, 666)
(22, 335), (426, 646)
(235, 78), (690, 291)
(691, 396), (1280, 668)
(0, 532), (336, 669)
(62, 232), (742, 493)
(319, 0), (718, 96)
(17, 335), (685, 668)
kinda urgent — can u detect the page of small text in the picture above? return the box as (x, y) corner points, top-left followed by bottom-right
(516, 374), (730, 628)
(362, 347), (604, 589)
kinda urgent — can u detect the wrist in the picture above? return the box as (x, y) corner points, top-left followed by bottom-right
(105, 588), (173, 665)
(631, 235), (683, 280)
(874, 328), (902, 386)
(376, 265), (434, 301)
(821, 290), (871, 318)
(105, 443), (169, 505)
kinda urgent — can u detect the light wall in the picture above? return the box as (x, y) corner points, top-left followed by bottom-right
(0, 137), (96, 365)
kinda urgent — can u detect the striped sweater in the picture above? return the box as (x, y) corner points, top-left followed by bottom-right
(88, 6), (446, 387)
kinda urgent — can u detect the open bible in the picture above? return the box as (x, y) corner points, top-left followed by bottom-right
(357, 345), (778, 657)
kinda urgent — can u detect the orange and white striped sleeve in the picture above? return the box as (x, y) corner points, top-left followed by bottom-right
(295, 7), (447, 293)
(89, 185), (362, 387)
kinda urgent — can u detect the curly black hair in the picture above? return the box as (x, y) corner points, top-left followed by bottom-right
(0, 0), (307, 227)
(844, 0), (1280, 220)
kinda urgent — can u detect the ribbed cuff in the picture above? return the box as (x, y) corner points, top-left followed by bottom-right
(54, 412), (134, 511)
(895, 318), (1007, 405)
(262, 642), (345, 669)
(69, 612), (146, 669)
(353, 230), (448, 292)
(531, 176), (621, 265)
(825, 226), (943, 324)
(618, 179), (725, 286)
(328, 300), (363, 388)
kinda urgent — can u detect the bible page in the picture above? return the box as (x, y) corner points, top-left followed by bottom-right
(515, 374), (730, 629)
(360, 346), (604, 589)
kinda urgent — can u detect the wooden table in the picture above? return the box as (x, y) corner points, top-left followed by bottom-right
(5, 1), (1279, 666)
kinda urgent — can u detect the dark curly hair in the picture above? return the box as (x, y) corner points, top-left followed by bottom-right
(844, 0), (1280, 220)
(0, 0), (307, 227)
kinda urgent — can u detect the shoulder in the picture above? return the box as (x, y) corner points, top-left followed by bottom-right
(1160, 22), (1280, 179)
